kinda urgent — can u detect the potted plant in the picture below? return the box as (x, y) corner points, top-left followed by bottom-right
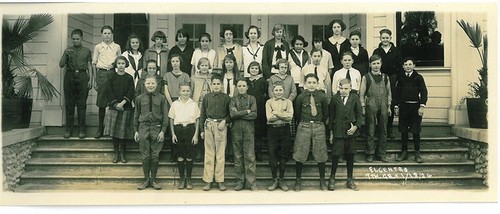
(2, 14), (60, 131)
(457, 19), (488, 129)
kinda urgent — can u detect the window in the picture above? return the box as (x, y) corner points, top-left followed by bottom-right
(113, 13), (149, 51)
(396, 11), (444, 66)
(182, 23), (206, 48)
(220, 24), (244, 46)
(282, 24), (298, 45)
(312, 25), (329, 40)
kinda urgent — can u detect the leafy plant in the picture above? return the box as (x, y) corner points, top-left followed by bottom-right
(2, 14), (60, 101)
(457, 19), (488, 100)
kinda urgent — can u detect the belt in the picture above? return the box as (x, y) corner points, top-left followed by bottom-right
(68, 69), (87, 73)
(404, 101), (419, 104)
(140, 121), (161, 126)
(268, 123), (289, 128)
(305, 121), (322, 124)
(206, 118), (224, 122)
(174, 123), (194, 127)
(98, 68), (114, 71)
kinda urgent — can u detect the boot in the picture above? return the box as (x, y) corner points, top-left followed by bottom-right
(268, 178), (278, 191)
(119, 143), (127, 163)
(294, 178), (302, 192)
(278, 178), (289, 191)
(397, 151), (408, 162)
(328, 177), (335, 191)
(415, 151), (423, 163)
(320, 178), (327, 191)
(185, 161), (193, 189)
(64, 128), (72, 138)
(150, 160), (161, 190)
(112, 141), (119, 163)
(346, 178), (359, 191)
(137, 179), (150, 190)
(177, 160), (186, 189)
(95, 108), (105, 139)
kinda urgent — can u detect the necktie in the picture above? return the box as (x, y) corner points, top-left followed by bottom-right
(314, 66), (318, 78)
(346, 69), (351, 81)
(226, 78), (231, 95)
(407, 73), (411, 77)
(342, 96), (346, 105)
(149, 93), (153, 112)
(310, 93), (317, 116)
(226, 47), (235, 55)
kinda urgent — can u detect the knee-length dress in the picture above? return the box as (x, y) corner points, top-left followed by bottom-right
(104, 72), (135, 139)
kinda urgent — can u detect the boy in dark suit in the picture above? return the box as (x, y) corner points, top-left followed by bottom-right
(328, 78), (362, 191)
(395, 58), (428, 163)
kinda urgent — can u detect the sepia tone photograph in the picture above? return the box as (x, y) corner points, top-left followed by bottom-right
(0, 1), (497, 209)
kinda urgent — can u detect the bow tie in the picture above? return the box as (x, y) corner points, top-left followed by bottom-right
(275, 97), (286, 101)
(226, 46), (235, 54)
(275, 45), (284, 52)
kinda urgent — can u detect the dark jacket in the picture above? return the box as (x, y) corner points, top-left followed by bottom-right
(262, 38), (290, 79)
(329, 93), (362, 138)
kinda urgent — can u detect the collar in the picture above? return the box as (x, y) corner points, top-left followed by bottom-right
(350, 46), (359, 50)
(371, 71), (382, 75)
(177, 97), (194, 103)
(146, 91), (158, 95)
(405, 71), (414, 77)
(238, 94), (248, 99)
(304, 89), (317, 95)
(274, 97), (286, 101)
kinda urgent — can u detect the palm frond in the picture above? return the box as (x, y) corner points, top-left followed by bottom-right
(456, 20), (482, 48)
(33, 69), (60, 101)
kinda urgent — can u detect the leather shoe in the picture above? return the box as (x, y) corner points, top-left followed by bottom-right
(397, 151), (408, 162)
(218, 182), (227, 191)
(94, 128), (103, 139)
(234, 183), (244, 191)
(366, 154), (374, 162)
(346, 179), (359, 191)
(415, 152), (423, 163)
(376, 155), (390, 162)
(78, 130), (86, 139)
(320, 178), (327, 191)
(202, 182), (211, 191)
(137, 179), (150, 190)
(150, 180), (162, 190)
(177, 178), (186, 189)
(268, 178), (278, 191)
(249, 185), (258, 191)
(63, 130), (72, 138)
(328, 178), (335, 191)
(294, 179), (302, 192)
(185, 178), (193, 190)
(278, 178), (289, 191)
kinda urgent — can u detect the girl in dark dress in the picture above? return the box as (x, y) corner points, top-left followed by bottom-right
(323, 19), (351, 77)
(245, 61), (268, 161)
(104, 56), (135, 163)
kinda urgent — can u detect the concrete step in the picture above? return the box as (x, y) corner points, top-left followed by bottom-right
(29, 147), (470, 162)
(16, 171), (484, 192)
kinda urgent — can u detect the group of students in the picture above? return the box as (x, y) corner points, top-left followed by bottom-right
(58, 18), (427, 192)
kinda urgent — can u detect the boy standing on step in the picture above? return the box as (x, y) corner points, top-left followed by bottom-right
(328, 78), (362, 191)
(59, 29), (93, 139)
(169, 82), (200, 190)
(394, 58), (428, 163)
(200, 74), (231, 191)
(293, 73), (329, 191)
(134, 74), (169, 190)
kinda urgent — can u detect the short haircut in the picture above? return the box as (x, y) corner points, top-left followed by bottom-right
(341, 51), (354, 60)
(247, 61), (263, 74)
(272, 81), (285, 89)
(199, 32), (212, 42)
(312, 37), (323, 43)
(151, 30), (167, 42)
(274, 58), (290, 74)
(339, 78), (352, 87)
(170, 54), (183, 65)
(146, 59), (159, 70)
(349, 30), (362, 38)
(236, 78), (248, 85)
(310, 48), (323, 56)
(271, 24), (284, 36)
(328, 19), (346, 32)
(125, 34), (143, 53)
(211, 73), (223, 82)
(71, 29), (83, 37)
(197, 57), (211, 70)
(101, 25), (113, 33)
(291, 35), (309, 48)
(245, 25), (261, 39)
(402, 57), (416, 65)
(178, 82), (191, 89)
(379, 29), (392, 36)
(220, 25), (237, 38)
(113, 56), (129, 68)
(175, 28), (190, 42)
(144, 74), (158, 83)
(304, 73), (319, 82)
(369, 54), (382, 63)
